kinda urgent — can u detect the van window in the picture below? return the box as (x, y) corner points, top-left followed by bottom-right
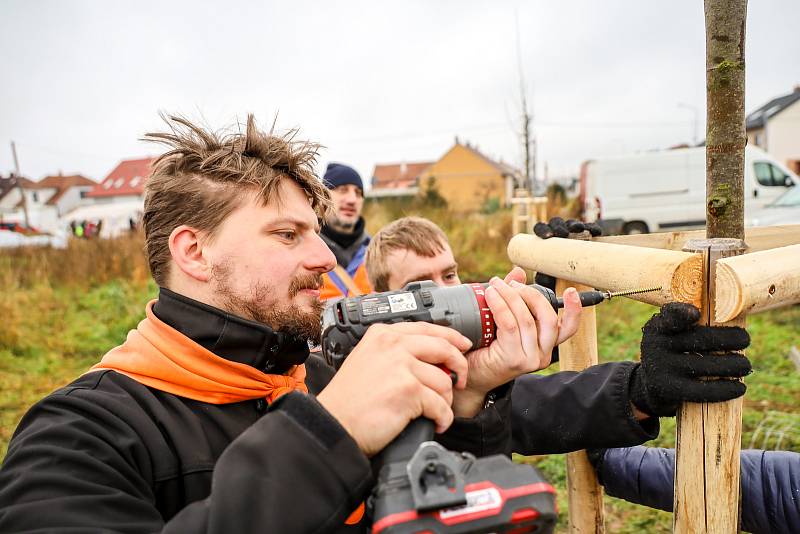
(754, 162), (791, 187)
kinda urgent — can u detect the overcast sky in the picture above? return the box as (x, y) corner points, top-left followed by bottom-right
(2, 0), (798, 185)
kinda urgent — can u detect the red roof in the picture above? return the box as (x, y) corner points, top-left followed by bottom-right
(372, 161), (432, 189)
(87, 157), (154, 198)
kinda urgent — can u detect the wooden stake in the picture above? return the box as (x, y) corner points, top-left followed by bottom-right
(557, 276), (604, 533)
(674, 238), (747, 534)
(508, 234), (704, 307)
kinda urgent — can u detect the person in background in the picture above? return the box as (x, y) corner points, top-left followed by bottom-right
(319, 163), (372, 300)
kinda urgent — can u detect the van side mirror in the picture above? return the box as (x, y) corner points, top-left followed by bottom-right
(785, 177), (795, 187)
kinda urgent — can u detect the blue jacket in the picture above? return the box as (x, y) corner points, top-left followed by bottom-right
(599, 446), (800, 534)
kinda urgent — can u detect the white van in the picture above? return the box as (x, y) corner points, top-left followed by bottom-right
(579, 146), (799, 234)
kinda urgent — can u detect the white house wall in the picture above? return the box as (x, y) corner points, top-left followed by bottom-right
(0, 188), (21, 211)
(55, 186), (94, 215)
(767, 99), (800, 167)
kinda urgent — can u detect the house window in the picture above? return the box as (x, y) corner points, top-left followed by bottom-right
(80, 190), (88, 199)
(32, 192), (39, 202)
(129, 176), (141, 188)
(114, 178), (125, 188)
(103, 180), (112, 189)
(754, 133), (763, 147)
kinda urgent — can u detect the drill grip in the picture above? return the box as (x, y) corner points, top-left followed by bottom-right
(378, 418), (435, 466)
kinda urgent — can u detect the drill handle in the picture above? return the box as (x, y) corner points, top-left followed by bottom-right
(377, 418), (435, 466)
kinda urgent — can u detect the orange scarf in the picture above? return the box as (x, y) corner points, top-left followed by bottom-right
(90, 300), (308, 404)
(90, 301), (364, 525)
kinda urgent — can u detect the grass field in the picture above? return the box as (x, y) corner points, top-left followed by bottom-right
(1, 214), (798, 532)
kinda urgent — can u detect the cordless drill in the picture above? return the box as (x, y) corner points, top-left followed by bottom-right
(320, 281), (569, 533)
(321, 280), (644, 366)
(320, 280), (660, 533)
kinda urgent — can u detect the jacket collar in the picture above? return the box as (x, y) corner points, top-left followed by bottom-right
(151, 287), (309, 375)
(320, 217), (370, 267)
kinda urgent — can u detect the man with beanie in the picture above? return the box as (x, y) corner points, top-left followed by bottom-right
(320, 163), (373, 300)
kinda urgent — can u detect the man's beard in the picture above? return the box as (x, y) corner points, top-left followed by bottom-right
(212, 263), (324, 344)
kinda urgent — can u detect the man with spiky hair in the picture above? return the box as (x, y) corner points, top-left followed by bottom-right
(0, 115), (570, 533)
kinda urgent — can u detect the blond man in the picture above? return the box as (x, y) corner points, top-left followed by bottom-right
(366, 217), (751, 455)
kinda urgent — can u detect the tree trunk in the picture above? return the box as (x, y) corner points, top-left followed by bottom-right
(705, 0), (747, 240)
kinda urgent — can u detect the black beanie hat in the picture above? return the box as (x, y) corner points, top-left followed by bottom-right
(323, 163), (363, 191)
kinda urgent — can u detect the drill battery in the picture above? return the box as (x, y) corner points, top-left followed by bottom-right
(371, 444), (557, 534)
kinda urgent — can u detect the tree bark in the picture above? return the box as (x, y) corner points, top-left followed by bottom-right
(705, 0), (747, 240)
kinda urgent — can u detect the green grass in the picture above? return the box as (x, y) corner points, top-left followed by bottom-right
(0, 279), (157, 458)
(1, 238), (799, 531)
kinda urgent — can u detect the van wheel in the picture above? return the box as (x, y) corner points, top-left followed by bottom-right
(623, 222), (649, 235)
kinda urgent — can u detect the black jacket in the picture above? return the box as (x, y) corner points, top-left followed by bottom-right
(598, 446), (800, 534)
(0, 288), (511, 534)
(511, 362), (659, 455)
(320, 217), (370, 269)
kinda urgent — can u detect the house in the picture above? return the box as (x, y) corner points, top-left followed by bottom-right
(0, 174), (36, 215)
(0, 173), (95, 233)
(86, 157), (153, 204)
(368, 161), (432, 198)
(417, 141), (520, 212)
(746, 86), (800, 174)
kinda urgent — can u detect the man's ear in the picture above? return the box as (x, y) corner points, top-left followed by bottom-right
(169, 225), (211, 282)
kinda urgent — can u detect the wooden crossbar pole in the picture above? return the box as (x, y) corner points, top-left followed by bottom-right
(507, 234), (704, 308)
(714, 243), (800, 322)
(595, 224), (800, 253)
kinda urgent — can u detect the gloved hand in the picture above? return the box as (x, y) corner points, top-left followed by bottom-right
(585, 448), (607, 484)
(532, 217), (602, 290)
(533, 216), (603, 240)
(631, 302), (752, 417)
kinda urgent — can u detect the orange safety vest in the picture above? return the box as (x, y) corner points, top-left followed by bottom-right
(321, 259), (373, 301)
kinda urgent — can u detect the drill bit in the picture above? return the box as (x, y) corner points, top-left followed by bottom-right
(605, 286), (663, 299)
(556, 286), (663, 309)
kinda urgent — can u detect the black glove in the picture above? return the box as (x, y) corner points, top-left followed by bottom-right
(533, 216), (603, 240)
(630, 302), (752, 417)
(585, 448), (607, 484)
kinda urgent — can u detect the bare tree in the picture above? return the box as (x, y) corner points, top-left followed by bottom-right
(705, 0), (748, 239)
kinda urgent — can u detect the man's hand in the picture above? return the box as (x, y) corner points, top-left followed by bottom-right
(316, 322), (470, 457)
(452, 267), (582, 417)
(631, 302), (752, 418)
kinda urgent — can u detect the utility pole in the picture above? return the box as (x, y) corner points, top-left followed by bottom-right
(10, 141), (30, 228)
